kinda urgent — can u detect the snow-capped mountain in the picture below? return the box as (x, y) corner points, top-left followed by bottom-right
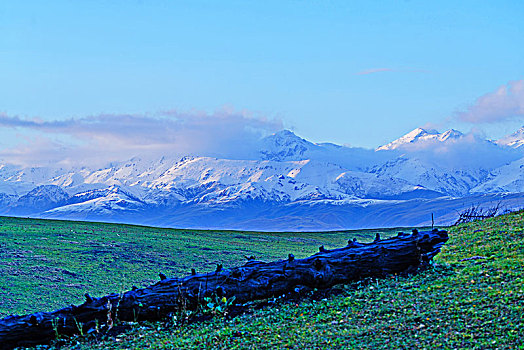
(8, 185), (70, 215)
(370, 156), (475, 196)
(497, 126), (524, 149)
(259, 130), (316, 161)
(0, 127), (523, 231)
(472, 156), (524, 193)
(376, 128), (464, 151)
(45, 185), (147, 219)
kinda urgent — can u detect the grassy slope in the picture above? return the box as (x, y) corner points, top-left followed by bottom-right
(69, 211), (523, 350)
(0, 216), (397, 317)
(1, 212), (523, 349)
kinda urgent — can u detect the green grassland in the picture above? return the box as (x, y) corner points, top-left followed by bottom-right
(2, 212), (523, 349)
(0, 216), (400, 318)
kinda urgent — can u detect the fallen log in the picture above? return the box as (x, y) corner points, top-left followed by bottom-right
(0, 228), (448, 349)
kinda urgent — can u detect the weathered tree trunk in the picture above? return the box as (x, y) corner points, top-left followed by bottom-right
(0, 229), (448, 349)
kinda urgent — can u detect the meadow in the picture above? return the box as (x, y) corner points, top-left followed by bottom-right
(0, 216), (398, 318)
(1, 211), (523, 349)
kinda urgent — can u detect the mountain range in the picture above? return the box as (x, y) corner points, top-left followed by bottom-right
(1, 126), (523, 231)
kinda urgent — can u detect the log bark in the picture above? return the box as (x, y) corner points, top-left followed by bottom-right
(0, 228), (448, 349)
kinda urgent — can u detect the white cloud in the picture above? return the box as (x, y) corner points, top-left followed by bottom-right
(398, 131), (519, 170)
(357, 68), (394, 75)
(457, 80), (524, 123)
(356, 68), (428, 75)
(0, 110), (283, 167)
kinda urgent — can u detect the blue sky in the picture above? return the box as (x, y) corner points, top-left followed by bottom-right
(0, 0), (523, 159)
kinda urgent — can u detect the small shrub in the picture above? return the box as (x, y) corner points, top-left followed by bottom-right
(454, 203), (500, 225)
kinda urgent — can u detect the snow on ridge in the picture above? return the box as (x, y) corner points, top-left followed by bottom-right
(376, 128), (437, 151)
(259, 130), (317, 161)
(1, 126), (524, 228)
(438, 129), (463, 141)
(376, 127), (467, 151)
(497, 126), (524, 149)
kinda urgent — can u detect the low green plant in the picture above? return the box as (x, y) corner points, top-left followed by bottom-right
(50, 317), (60, 339)
(169, 302), (196, 327)
(202, 294), (236, 317)
(73, 317), (84, 337)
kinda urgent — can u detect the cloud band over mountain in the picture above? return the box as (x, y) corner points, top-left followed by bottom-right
(0, 111), (283, 167)
(1, 78), (523, 168)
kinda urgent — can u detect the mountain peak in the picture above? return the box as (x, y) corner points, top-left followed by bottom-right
(377, 127), (465, 151)
(273, 129), (297, 137)
(377, 127), (436, 151)
(497, 126), (524, 149)
(438, 129), (463, 141)
(407, 127), (433, 137)
(259, 130), (316, 161)
(267, 130), (305, 143)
